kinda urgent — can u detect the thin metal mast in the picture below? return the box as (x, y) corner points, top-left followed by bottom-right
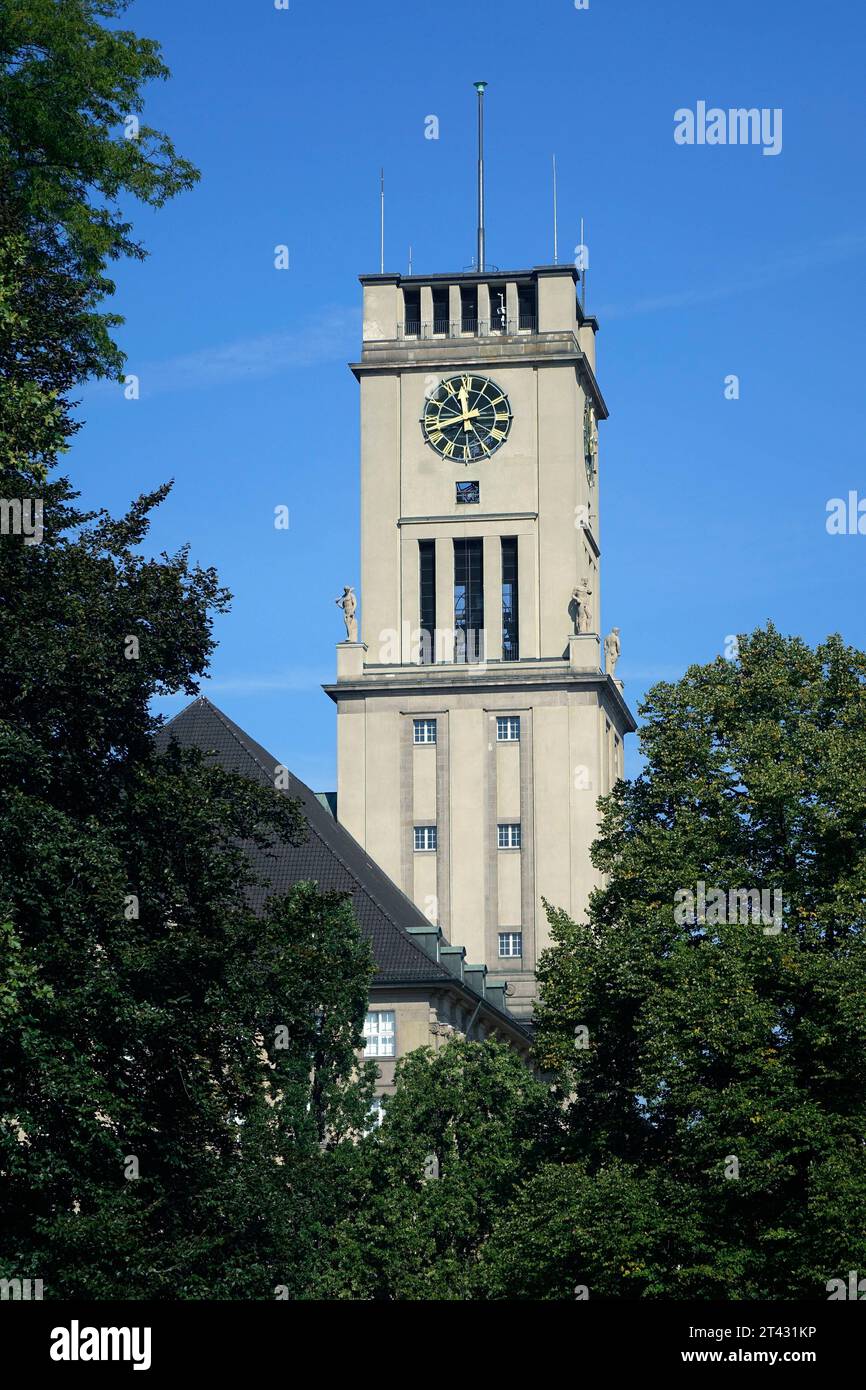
(474, 81), (487, 273)
(379, 168), (385, 274)
(552, 154), (559, 264)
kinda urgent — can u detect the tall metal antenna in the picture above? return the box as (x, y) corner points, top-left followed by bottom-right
(552, 154), (559, 265)
(474, 81), (488, 273)
(379, 168), (385, 274)
(408, 244), (413, 275)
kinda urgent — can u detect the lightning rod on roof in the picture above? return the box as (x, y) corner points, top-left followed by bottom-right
(474, 81), (487, 273)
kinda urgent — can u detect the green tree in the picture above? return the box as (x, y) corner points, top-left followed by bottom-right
(528, 627), (866, 1299)
(0, 0), (199, 475)
(0, 484), (376, 1298)
(0, 0), (378, 1299)
(316, 1037), (557, 1300)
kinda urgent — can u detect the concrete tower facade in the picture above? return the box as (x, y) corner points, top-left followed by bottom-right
(325, 264), (635, 1017)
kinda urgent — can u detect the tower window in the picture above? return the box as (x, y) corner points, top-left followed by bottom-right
(488, 284), (507, 332)
(363, 1011), (396, 1058)
(497, 823), (521, 849)
(432, 288), (449, 335)
(517, 285), (536, 331)
(403, 288), (420, 336)
(419, 540), (436, 665)
(496, 716), (520, 742)
(501, 536), (519, 661)
(413, 718), (437, 745)
(456, 481), (479, 505)
(454, 538), (484, 664)
(460, 285), (478, 333)
(498, 931), (523, 958)
(414, 825), (438, 852)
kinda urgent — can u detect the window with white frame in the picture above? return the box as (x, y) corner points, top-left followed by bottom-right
(414, 825), (438, 852)
(498, 931), (523, 958)
(363, 1011), (396, 1058)
(413, 718), (437, 745)
(496, 715), (520, 742)
(497, 822), (521, 849)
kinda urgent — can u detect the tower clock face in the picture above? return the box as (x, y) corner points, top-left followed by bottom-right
(421, 373), (512, 463)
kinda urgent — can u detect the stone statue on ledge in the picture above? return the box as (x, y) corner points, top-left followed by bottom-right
(335, 585), (358, 642)
(571, 578), (593, 635)
(604, 627), (621, 679)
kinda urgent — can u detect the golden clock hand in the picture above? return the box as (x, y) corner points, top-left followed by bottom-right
(439, 408), (481, 427)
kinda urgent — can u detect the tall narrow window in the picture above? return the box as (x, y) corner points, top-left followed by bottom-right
(517, 284), (536, 331)
(403, 289), (420, 336)
(419, 540), (436, 665)
(454, 538), (484, 664)
(488, 284), (507, 332)
(461, 285), (478, 333)
(432, 288), (449, 335)
(501, 536), (519, 661)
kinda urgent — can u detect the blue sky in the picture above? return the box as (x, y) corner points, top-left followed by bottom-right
(77, 0), (866, 789)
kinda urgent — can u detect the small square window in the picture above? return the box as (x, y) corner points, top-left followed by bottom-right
(498, 931), (523, 958)
(414, 825), (438, 852)
(456, 481), (480, 505)
(413, 718), (437, 744)
(496, 716), (520, 742)
(363, 1011), (396, 1058)
(497, 823), (521, 850)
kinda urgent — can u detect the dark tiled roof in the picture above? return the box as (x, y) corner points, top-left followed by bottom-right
(155, 697), (454, 984)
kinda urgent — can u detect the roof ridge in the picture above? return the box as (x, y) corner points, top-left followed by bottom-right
(165, 695), (447, 978)
(203, 700), (280, 786)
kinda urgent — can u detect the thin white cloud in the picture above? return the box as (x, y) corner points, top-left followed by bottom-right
(86, 305), (360, 397)
(203, 670), (328, 694)
(598, 232), (866, 320)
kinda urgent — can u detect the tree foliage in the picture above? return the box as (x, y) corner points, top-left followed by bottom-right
(0, 0), (378, 1300)
(314, 1038), (557, 1300)
(0, 0), (199, 476)
(528, 628), (866, 1298)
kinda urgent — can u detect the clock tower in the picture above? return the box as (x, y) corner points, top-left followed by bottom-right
(325, 262), (635, 1018)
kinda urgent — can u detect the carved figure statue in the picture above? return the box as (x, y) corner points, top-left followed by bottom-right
(604, 626), (621, 678)
(571, 579), (593, 635)
(335, 585), (358, 642)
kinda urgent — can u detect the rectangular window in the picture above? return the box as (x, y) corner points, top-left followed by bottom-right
(413, 718), (437, 745)
(498, 931), (523, 958)
(501, 536), (519, 661)
(488, 284), (507, 332)
(517, 284), (536, 331)
(419, 540), (436, 665)
(403, 289), (420, 336)
(456, 480), (479, 505)
(496, 716), (520, 742)
(432, 288), (449, 335)
(498, 823), (521, 849)
(363, 1011), (396, 1058)
(414, 825), (438, 852)
(454, 537), (484, 664)
(460, 285), (478, 333)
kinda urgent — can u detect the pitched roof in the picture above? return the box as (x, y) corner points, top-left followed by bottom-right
(155, 696), (459, 985)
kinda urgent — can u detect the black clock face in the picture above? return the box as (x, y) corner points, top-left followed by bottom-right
(421, 373), (512, 463)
